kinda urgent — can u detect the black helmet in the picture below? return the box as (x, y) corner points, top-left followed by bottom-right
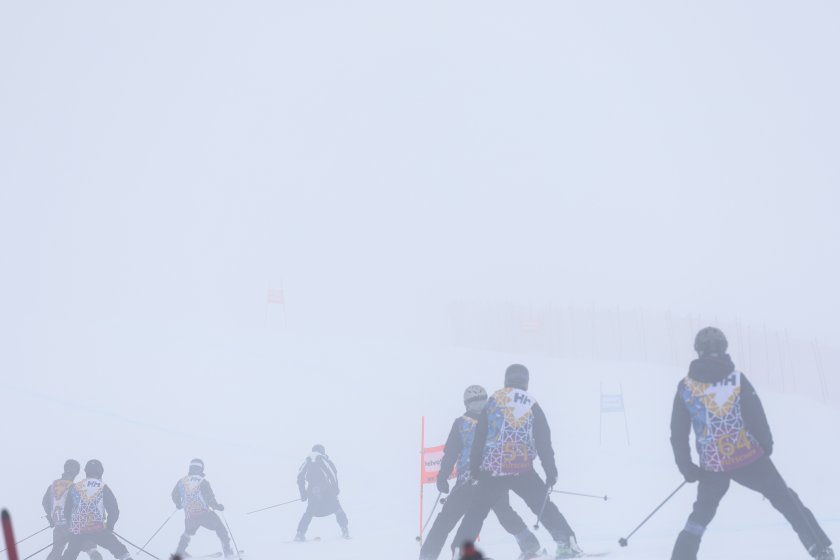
(85, 459), (104, 479)
(63, 459), (81, 477)
(504, 364), (529, 390)
(189, 458), (205, 474)
(694, 327), (728, 356)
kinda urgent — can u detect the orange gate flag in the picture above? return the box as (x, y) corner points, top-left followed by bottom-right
(421, 444), (457, 485)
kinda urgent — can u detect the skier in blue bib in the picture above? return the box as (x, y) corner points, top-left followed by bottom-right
(171, 459), (232, 559)
(419, 385), (541, 560)
(294, 445), (349, 541)
(670, 327), (834, 560)
(459, 365), (584, 559)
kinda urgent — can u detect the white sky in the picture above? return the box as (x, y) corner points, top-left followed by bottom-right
(2, 1), (838, 346)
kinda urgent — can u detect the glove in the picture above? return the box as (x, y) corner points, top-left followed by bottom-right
(760, 440), (773, 457)
(681, 463), (704, 483)
(215, 504), (225, 511)
(436, 477), (450, 495)
(176, 503), (183, 510)
(545, 472), (558, 489)
(300, 493), (307, 502)
(106, 523), (115, 532)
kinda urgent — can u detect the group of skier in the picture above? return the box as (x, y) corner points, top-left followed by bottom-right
(40, 449), (351, 560)
(420, 327), (834, 560)
(34, 326), (834, 560)
(43, 459), (134, 560)
(419, 364), (582, 560)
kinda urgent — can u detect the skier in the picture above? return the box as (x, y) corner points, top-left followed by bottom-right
(61, 460), (134, 560)
(419, 385), (541, 560)
(294, 445), (349, 541)
(171, 459), (233, 559)
(43, 460), (87, 560)
(670, 327), (834, 560)
(458, 364), (584, 559)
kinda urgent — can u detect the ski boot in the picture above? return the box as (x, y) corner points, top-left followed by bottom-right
(555, 536), (584, 559)
(293, 532), (306, 542)
(341, 526), (351, 540)
(811, 546), (835, 560)
(518, 549), (546, 560)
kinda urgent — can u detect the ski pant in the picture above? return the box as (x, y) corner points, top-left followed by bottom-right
(419, 481), (538, 560)
(672, 457), (832, 560)
(458, 469), (575, 546)
(61, 531), (130, 560)
(176, 513), (231, 555)
(297, 498), (348, 535)
(47, 526), (71, 560)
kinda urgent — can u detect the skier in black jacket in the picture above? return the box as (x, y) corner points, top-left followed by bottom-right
(295, 445), (349, 541)
(458, 365), (583, 559)
(670, 327), (834, 560)
(419, 385), (540, 560)
(171, 459), (233, 558)
(61, 460), (133, 560)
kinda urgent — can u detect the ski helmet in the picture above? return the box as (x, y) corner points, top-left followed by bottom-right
(694, 327), (728, 356)
(189, 458), (204, 474)
(504, 364), (529, 390)
(312, 444), (326, 455)
(463, 385), (488, 414)
(85, 459), (104, 479)
(63, 459), (80, 477)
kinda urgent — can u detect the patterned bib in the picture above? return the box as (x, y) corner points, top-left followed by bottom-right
(178, 475), (210, 518)
(681, 371), (765, 472)
(70, 479), (107, 534)
(481, 388), (538, 476)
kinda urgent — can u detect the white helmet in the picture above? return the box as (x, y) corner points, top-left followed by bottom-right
(463, 385), (488, 414)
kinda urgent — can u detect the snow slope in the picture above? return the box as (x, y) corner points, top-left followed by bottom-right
(2, 325), (837, 560)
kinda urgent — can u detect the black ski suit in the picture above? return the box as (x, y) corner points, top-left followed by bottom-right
(296, 452), (348, 535)
(419, 413), (537, 560)
(458, 387), (575, 547)
(670, 354), (832, 559)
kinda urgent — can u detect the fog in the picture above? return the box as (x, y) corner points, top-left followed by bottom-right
(1, 2), (838, 560)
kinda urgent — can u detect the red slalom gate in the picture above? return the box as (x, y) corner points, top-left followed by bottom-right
(2, 510), (20, 560)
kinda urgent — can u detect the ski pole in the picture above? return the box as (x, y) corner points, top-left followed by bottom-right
(551, 490), (609, 501)
(21, 542), (52, 560)
(220, 512), (240, 558)
(533, 488), (551, 530)
(2, 510), (20, 560)
(113, 533), (160, 560)
(135, 510), (177, 557)
(0, 525), (52, 553)
(246, 499), (302, 515)
(618, 481), (686, 547)
(416, 491), (443, 542)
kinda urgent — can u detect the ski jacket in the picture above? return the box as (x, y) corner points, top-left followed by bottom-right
(297, 452), (339, 499)
(469, 387), (558, 480)
(671, 354), (773, 473)
(42, 478), (75, 527)
(66, 478), (119, 535)
(172, 474), (220, 519)
(439, 413), (479, 485)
